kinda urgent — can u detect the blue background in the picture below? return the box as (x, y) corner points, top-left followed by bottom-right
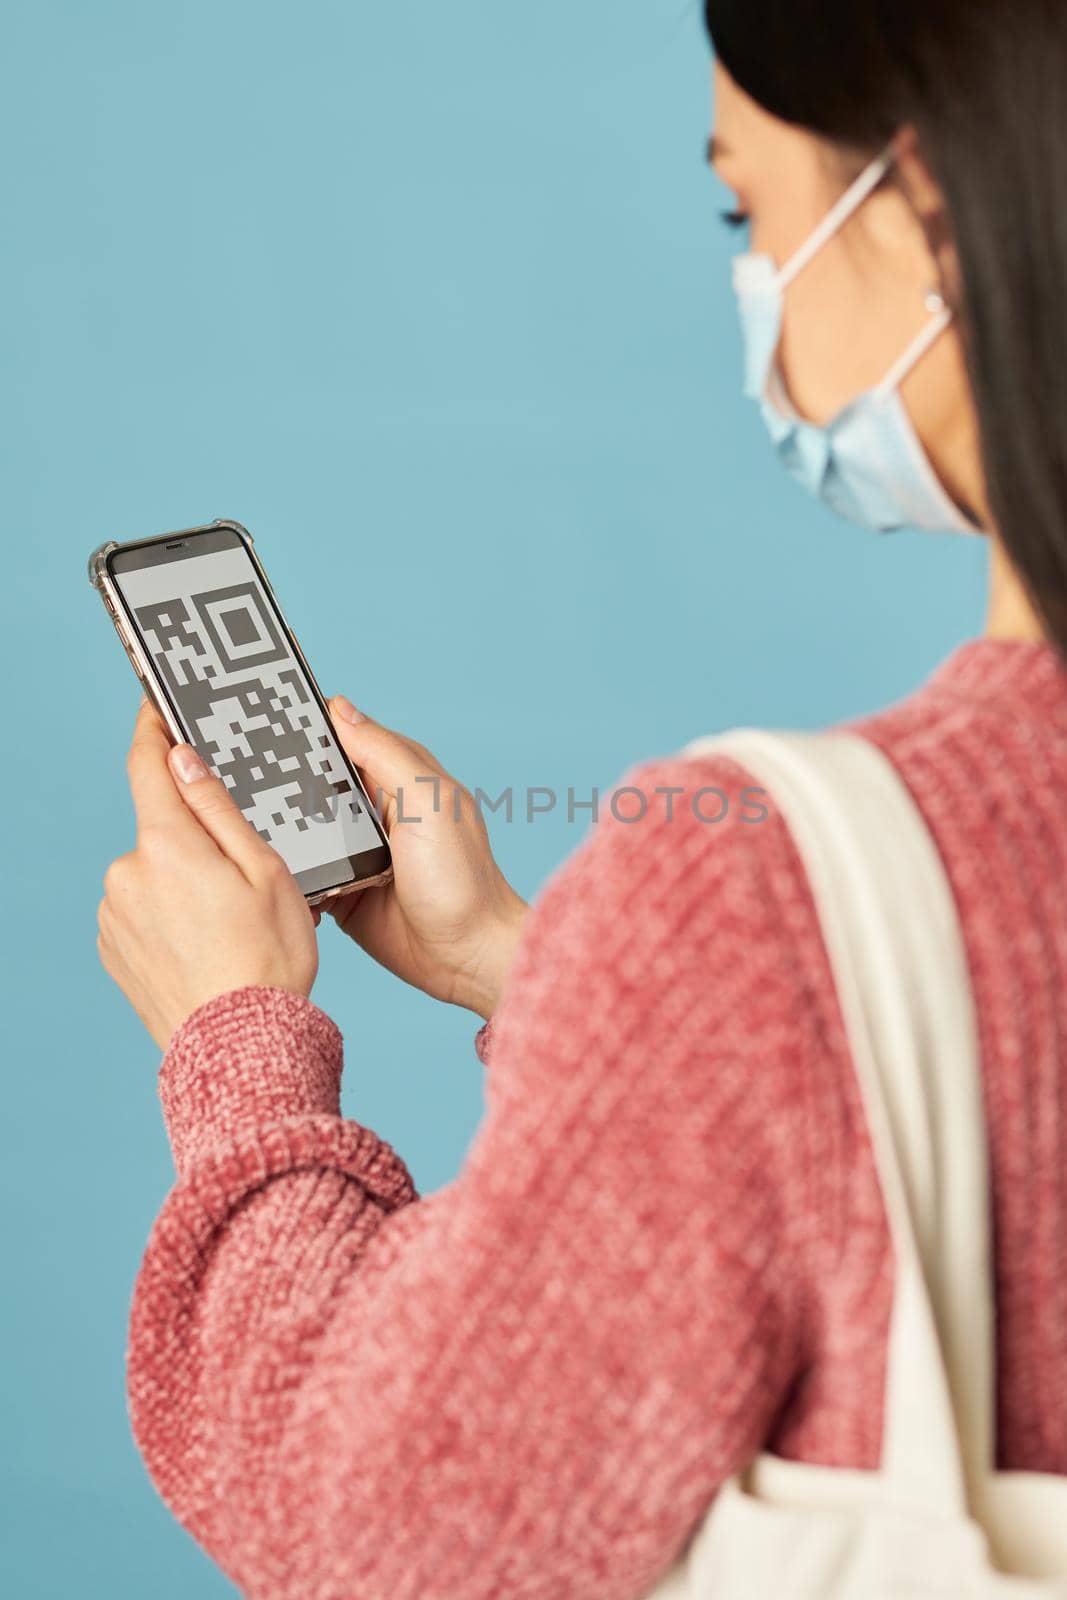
(1, 2), (986, 1595)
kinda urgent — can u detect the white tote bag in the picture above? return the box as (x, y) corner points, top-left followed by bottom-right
(643, 728), (1067, 1599)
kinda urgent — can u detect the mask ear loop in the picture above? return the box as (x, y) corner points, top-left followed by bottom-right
(770, 134), (957, 404)
(776, 141), (897, 292)
(874, 294), (954, 398)
(873, 285), (982, 531)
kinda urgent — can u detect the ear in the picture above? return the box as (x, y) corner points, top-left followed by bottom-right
(893, 125), (963, 312)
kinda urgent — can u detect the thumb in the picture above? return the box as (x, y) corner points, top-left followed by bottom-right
(327, 697), (443, 805)
(167, 743), (276, 881)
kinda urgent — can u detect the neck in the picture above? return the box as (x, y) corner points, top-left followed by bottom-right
(985, 535), (1049, 643)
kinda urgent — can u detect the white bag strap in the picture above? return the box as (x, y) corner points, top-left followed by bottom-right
(685, 728), (995, 1518)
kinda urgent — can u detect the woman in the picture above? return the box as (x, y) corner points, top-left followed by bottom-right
(98, 2), (1067, 1596)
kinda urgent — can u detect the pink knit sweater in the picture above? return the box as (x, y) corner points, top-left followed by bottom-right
(126, 638), (1067, 1600)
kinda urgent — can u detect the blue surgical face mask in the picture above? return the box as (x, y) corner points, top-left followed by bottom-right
(733, 143), (982, 535)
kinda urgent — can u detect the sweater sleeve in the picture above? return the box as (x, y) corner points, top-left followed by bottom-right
(126, 753), (827, 1600)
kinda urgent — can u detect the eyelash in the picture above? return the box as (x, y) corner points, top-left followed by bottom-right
(719, 207), (750, 231)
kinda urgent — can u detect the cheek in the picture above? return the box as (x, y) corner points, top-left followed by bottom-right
(774, 254), (926, 426)
(775, 270), (862, 425)
(746, 218), (868, 423)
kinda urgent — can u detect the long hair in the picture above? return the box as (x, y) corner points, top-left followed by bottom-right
(704, 0), (1067, 655)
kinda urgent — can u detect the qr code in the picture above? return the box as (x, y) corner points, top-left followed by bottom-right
(134, 581), (363, 844)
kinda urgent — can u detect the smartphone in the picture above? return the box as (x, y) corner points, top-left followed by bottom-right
(88, 519), (392, 906)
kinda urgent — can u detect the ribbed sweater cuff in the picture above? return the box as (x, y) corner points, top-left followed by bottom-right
(159, 985), (344, 1176)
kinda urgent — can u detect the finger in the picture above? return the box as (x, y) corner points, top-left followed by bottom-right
(127, 699), (210, 846)
(328, 886), (366, 931)
(166, 741), (280, 882)
(327, 697), (445, 805)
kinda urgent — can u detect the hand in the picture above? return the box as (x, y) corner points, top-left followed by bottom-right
(325, 697), (527, 1020)
(97, 699), (319, 1050)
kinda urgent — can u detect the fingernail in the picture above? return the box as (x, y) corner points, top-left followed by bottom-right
(171, 744), (210, 783)
(334, 696), (365, 726)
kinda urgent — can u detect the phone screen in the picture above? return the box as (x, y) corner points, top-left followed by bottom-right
(109, 530), (388, 894)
